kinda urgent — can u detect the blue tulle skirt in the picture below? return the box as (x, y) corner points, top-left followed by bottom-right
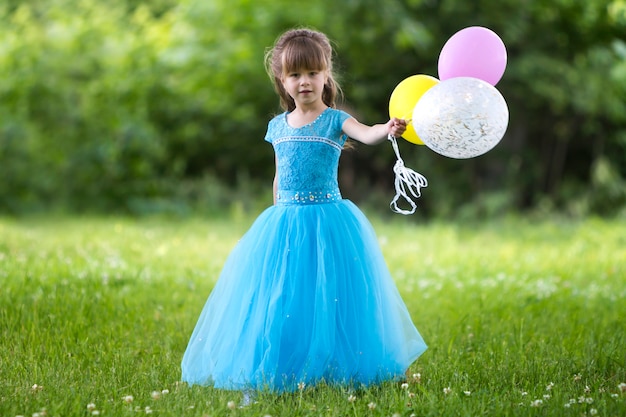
(181, 200), (426, 392)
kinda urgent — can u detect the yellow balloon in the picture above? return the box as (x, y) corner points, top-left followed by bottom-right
(389, 74), (440, 144)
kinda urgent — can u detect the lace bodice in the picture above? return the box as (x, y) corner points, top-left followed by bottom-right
(265, 108), (352, 205)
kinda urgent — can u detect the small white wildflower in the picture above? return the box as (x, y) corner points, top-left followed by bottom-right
(367, 402), (376, 410)
(569, 398), (576, 404)
(464, 391), (471, 396)
(408, 392), (416, 398)
(585, 397), (594, 404)
(151, 391), (161, 400)
(521, 391), (528, 396)
(347, 394), (356, 403)
(401, 383), (409, 390)
(32, 413), (40, 417)
(578, 396), (586, 403)
(443, 387), (452, 395)
(297, 382), (306, 391)
(86, 404), (97, 412)
(543, 394), (551, 399)
(584, 385), (591, 393)
(145, 406), (153, 414)
(564, 403), (571, 408)
(598, 387), (606, 393)
(546, 382), (554, 391)
(611, 393), (619, 398)
(227, 400), (236, 410)
(530, 399), (543, 407)
(412, 373), (421, 383)
(589, 408), (598, 415)
(392, 414), (401, 417)
(91, 411), (100, 416)
(619, 382), (626, 392)
(161, 389), (169, 395)
(573, 373), (582, 381)
(122, 395), (134, 403)
(31, 384), (43, 391)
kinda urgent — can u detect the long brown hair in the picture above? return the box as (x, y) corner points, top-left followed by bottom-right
(265, 28), (342, 112)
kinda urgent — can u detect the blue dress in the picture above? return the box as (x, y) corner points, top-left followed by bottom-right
(181, 108), (426, 392)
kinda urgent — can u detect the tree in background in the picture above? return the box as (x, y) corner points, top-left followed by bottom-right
(0, 0), (624, 216)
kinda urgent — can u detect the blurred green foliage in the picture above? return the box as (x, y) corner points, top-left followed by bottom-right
(0, 0), (625, 217)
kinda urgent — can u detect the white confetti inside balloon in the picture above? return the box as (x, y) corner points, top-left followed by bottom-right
(413, 77), (509, 159)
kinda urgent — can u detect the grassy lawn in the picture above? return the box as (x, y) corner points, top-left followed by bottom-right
(0, 215), (625, 416)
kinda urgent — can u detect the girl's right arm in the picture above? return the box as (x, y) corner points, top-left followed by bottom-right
(273, 156), (278, 205)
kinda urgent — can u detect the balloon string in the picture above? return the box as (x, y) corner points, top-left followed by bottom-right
(387, 134), (428, 215)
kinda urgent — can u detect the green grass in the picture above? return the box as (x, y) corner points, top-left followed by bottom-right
(1, 215), (625, 416)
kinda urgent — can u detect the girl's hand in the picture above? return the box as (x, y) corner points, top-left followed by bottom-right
(388, 117), (407, 138)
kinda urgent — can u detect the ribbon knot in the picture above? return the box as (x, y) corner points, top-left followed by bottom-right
(388, 134), (428, 215)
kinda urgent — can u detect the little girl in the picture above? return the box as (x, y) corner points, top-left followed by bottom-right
(181, 28), (426, 393)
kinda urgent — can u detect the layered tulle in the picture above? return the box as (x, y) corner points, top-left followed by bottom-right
(181, 200), (426, 392)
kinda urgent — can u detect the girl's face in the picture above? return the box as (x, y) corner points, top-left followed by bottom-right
(281, 68), (328, 109)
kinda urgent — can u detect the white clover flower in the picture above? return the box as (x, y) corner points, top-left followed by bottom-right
(297, 382), (306, 391)
(151, 391), (160, 400)
(543, 394), (551, 399)
(122, 395), (134, 403)
(585, 397), (594, 404)
(584, 385), (591, 393)
(573, 373), (582, 381)
(546, 382), (554, 391)
(530, 399), (543, 407)
(91, 411), (100, 416)
(31, 384), (43, 391)
(227, 401), (236, 410)
(145, 406), (153, 414)
(86, 404), (96, 412)
(443, 387), (452, 395)
(589, 409), (598, 415)
(619, 382), (626, 392)
(408, 392), (416, 398)
(401, 383), (409, 390)
(161, 389), (169, 395)
(521, 391), (528, 396)
(367, 402), (376, 410)
(412, 373), (421, 383)
(347, 394), (356, 403)
(564, 403), (571, 408)
(611, 393), (619, 398)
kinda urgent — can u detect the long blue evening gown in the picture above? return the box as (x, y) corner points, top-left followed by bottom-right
(181, 108), (426, 392)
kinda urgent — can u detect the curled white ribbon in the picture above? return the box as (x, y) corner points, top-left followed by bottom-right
(388, 134), (428, 215)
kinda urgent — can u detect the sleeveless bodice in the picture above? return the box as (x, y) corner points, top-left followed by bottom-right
(265, 108), (351, 205)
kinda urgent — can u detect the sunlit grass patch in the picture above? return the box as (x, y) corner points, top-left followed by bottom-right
(1, 216), (624, 416)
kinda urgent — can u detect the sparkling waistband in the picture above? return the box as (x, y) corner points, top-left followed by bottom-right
(276, 189), (342, 205)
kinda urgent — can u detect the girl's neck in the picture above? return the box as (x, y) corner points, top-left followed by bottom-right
(287, 104), (329, 128)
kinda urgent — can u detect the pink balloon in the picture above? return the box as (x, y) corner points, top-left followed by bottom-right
(438, 26), (507, 86)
